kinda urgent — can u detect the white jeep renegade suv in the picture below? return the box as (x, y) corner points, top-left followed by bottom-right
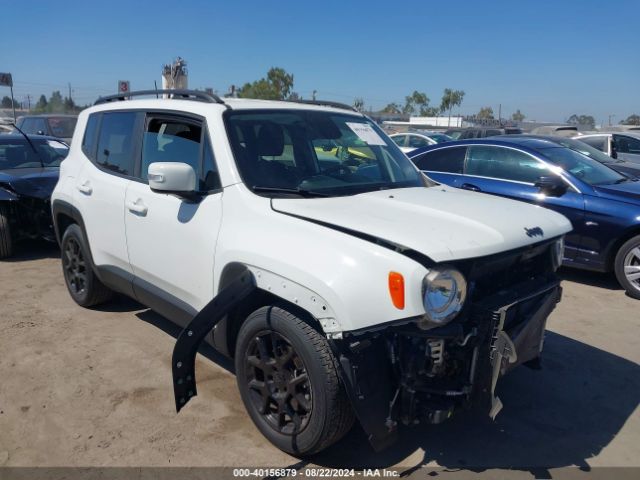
(51, 90), (571, 455)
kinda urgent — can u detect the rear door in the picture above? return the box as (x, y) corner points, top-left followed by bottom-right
(411, 146), (467, 186)
(461, 145), (584, 259)
(124, 112), (224, 323)
(74, 111), (141, 292)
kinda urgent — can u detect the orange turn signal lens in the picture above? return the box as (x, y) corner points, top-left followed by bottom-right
(388, 271), (405, 310)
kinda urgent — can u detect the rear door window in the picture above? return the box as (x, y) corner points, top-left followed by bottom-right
(413, 147), (466, 173)
(408, 135), (430, 149)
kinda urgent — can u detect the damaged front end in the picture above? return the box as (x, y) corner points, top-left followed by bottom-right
(331, 239), (563, 450)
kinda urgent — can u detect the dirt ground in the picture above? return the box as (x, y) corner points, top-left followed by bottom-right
(0, 241), (638, 478)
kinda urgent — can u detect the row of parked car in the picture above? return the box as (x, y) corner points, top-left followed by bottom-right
(0, 96), (638, 457)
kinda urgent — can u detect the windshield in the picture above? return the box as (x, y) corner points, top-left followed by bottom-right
(47, 117), (77, 138)
(551, 137), (617, 165)
(0, 138), (68, 169)
(224, 110), (424, 197)
(542, 146), (627, 185)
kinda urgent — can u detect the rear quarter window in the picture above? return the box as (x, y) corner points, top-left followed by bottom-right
(82, 114), (100, 161)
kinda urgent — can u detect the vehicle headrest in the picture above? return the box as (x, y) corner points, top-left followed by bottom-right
(255, 123), (284, 157)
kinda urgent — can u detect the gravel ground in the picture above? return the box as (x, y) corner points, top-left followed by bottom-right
(0, 241), (638, 478)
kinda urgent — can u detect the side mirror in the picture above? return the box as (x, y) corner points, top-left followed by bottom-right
(534, 176), (568, 197)
(36, 130), (45, 135)
(611, 141), (618, 159)
(148, 162), (197, 196)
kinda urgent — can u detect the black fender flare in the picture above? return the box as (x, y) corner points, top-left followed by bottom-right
(172, 268), (257, 412)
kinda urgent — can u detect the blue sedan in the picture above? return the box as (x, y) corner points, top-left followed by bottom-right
(408, 137), (640, 299)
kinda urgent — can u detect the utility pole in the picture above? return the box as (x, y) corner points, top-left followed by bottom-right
(498, 103), (502, 125)
(608, 114), (615, 126)
(26, 94), (31, 110)
(312, 90), (317, 101)
(68, 82), (72, 103)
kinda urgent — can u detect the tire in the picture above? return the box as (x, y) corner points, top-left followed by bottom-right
(235, 306), (355, 456)
(0, 204), (13, 259)
(61, 224), (113, 307)
(614, 235), (640, 300)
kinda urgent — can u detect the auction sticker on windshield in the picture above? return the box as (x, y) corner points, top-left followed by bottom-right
(346, 122), (387, 146)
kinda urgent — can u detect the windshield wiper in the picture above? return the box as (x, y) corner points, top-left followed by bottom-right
(251, 186), (329, 197)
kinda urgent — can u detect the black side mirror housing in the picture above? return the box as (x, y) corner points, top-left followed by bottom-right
(534, 176), (568, 197)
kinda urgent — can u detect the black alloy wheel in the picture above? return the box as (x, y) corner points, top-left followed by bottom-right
(63, 236), (87, 296)
(244, 330), (313, 435)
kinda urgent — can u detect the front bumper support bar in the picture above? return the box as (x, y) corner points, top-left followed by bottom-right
(172, 270), (256, 412)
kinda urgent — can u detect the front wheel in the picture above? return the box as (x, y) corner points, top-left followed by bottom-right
(235, 306), (354, 456)
(614, 235), (640, 300)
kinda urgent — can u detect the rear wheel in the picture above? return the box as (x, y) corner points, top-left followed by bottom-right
(235, 306), (354, 456)
(0, 204), (13, 259)
(614, 235), (640, 300)
(61, 224), (113, 307)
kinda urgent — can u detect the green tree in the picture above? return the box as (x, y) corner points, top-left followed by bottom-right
(439, 89), (465, 124)
(402, 91), (429, 115)
(511, 109), (526, 122)
(48, 91), (64, 113)
(237, 67), (294, 100)
(567, 114), (595, 129)
(64, 96), (76, 112)
(620, 114), (640, 126)
(1, 96), (13, 108)
(34, 94), (48, 112)
(381, 103), (401, 114)
(476, 106), (494, 120)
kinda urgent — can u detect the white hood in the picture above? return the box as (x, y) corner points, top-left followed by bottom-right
(272, 186), (572, 263)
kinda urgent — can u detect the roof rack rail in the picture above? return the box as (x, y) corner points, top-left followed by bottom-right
(290, 99), (359, 112)
(94, 89), (226, 106)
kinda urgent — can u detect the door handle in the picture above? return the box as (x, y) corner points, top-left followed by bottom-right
(77, 181), (92, 195)
(461, 183), (481, 192)
(126, 199), (148, 216)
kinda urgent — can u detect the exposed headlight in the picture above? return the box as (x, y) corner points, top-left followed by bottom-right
(420, 266), (467, 328)
(551, 237), (565, 271)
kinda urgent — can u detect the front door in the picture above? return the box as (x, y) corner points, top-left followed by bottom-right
(124, 113), (224, 324)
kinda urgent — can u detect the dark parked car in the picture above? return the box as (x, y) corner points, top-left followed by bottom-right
(444, 126), (522, 140)
(409, 138), (640, 298)
(0, 134), (69, 258)
(15, 114), (77, 144)
(501, 134), (640, 178)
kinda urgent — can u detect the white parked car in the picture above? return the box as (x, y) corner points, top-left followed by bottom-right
(390, 131), (452, 152)
(51, 90), (571, 455)
(574, 132), (640, 164)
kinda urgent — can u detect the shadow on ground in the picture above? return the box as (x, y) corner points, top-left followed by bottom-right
(3, 239), (59, 262)
(309, 331), (639, 476)
(558, 267), (622, 291)
(120, 300), (639, 476)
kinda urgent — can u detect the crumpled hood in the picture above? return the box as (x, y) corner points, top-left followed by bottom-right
(0, 168), (59, 200)
(272, 186), (572, 263)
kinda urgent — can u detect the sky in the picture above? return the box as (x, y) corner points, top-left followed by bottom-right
(3, 0), (639, 124)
